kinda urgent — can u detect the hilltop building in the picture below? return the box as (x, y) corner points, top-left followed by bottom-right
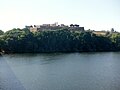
(69, 24), (84, 31)
(25, 22), (84, 32)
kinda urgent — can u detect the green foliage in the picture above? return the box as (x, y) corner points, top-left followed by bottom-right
(0, 28), (120, 53)
(110, 33), (120, 50)
(0, 30), (4, 35)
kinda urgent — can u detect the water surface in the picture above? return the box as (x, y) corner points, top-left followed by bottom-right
(1, 52), (120, 90)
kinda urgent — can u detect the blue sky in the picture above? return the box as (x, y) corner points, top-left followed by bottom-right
(0, 0), (120, 31)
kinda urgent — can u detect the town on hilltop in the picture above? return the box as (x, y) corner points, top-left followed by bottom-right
(0, 22), (120, 54)
(25, 22), (118, 36)
(25, 22), (84, 32)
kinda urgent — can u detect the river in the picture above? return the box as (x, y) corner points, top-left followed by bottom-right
(0, 52), (120, 90)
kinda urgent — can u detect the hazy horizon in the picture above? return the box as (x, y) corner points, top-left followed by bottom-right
(0, 0), (120, 31)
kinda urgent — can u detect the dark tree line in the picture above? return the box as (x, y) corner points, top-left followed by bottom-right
(0, 28), (120, 53)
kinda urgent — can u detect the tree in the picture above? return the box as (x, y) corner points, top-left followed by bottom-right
(0, 30), (4, 35)
(111, 28), (114, 33)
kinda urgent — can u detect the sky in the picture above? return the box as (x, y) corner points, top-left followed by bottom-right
(0, 0), (120, 32)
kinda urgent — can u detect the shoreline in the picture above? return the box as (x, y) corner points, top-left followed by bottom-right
(1, 50), (120, 55)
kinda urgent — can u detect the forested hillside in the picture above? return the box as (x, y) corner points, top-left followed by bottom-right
(0, 28), (120, 53)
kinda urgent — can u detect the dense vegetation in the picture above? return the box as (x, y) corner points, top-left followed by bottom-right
(0, 28), (120, 53)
